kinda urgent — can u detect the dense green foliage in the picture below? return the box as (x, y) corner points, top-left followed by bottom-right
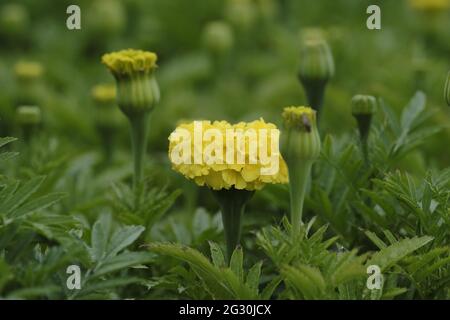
(0, 0), (449, 299)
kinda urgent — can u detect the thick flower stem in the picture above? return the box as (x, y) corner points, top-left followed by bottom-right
(129, 112), (150, 194)
(302, 80), (326, 114)
(212, 189), (254, 262)
(288, 160), (312, 234)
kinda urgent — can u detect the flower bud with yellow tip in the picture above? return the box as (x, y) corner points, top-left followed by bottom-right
(102, 49), (160, 194)
(282, 106), (321, 233)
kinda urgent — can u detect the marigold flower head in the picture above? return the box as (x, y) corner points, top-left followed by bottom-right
(101, 49), (157, 78)
(168, 119), (288, 191)
(14, 61), (43, 81)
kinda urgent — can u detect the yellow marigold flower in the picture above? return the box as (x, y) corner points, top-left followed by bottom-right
(102, 49), (157, 77)
(168, 119), (288, 191)
(91, 83), (116, 104)
(408, 0), (450, 12)
(14, 61), (43, 81)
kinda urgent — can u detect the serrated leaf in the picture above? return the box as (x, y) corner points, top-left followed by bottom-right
(368, 236), (433, 271)
(209, 241), (225, 268)
(93, 252), (155, 277)
(230, 246), (243, 282)
(245, 261), (262, 294)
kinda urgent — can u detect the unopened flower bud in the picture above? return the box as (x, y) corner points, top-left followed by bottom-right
(91, 84), (123, 128)
(14, 61), (44, 82)
(87, 0), (126, 37)
(298, 38), (334, 113)
(351, 95), (377, 141)
(0, 4), (29, 37)
(225, 0), (257, 30)
(102, 49), (160, 117)
(282, 106), (321, 232)
(16, 105), (41, 126)
(282, 106), (321, 161)
(203, 21), (234, 55)
(408, 0), (450, 14)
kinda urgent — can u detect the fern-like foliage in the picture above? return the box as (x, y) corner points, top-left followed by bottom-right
(147, 241), (281, 300)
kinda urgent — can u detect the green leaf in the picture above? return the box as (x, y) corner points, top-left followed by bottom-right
(149, 243), (235, 299)
(400, 91), (426, 131)
(209, 241), (225, 268)
(282, 264), (326, 299)
(230, 246), (244, 282)
(91, 214), (112, 262)
(245, 261), (262, 294)
(10, 192), (65, 218)
(0, 137), (17, 148)
(368, 236), (433, 271)
(105, 225), (145, 259)
(260, 276), (282, 300)
(93, 252), (155, 277)
(0, 176), (45, 214)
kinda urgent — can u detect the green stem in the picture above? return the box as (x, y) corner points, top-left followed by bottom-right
(212, 189), (254, 261)
(288, 160), (312, 234)
(129, 112), (150, 193)
(301, 79), (326, 115)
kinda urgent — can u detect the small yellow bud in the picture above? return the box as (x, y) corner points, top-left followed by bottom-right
(14, 61), (44, 81)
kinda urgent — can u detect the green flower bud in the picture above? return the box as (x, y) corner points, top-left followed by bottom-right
(298, 38), (334, 84)
(298, 38), (334, 113)
(225, 0), (257, 30)
(16, 105), (41, 126)
(445, 71), (450, 107)
(102, 49), (160, 117)
(282, 106), (321, 232)
(282, 106), (321, 161)
(87, 0), (126, 37)
(202, 21), (234, 55)
(16, 105), (41, 143)
(91, 84), (124, 129)
(0, 4), (29, 37)
(351, 95), (377, 141)
(101, 49), (161, 194)
(14, 61), (44, 82)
